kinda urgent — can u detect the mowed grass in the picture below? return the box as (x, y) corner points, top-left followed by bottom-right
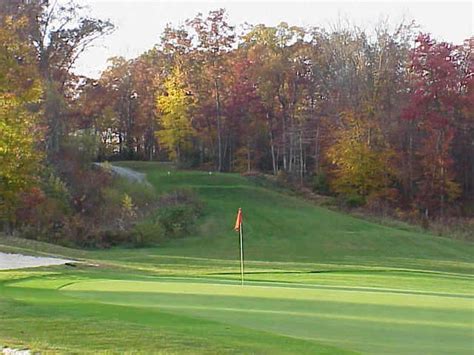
(1, 269), (473, 354)
(114, 161), (473, 273)
(0, 161), (473, 354)
(0, 269), (355, 354)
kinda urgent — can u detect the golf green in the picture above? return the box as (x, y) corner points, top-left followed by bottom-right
(8, 275), (471, 355)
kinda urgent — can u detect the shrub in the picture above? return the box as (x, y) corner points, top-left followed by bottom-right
(16, 186), (71, 243)
(366, 188), (400, 215)
(44, 173), (70, 205)
(276, 170), (289, 186)
(131, 220), (165, 246)
(100, 176), (159, 232)
(62, 130), (100, 166)
(111, 178), (157, 208)
(344, 194), (366, 208)
(121, 193), (136, 218)
(312, 172), (330, 195)
(97, 229), (133, 248)
(158, 205), (192, 237)
(241, 170), (263, 178)
(157, 189), (204, 238)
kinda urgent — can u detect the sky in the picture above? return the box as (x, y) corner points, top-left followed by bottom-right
(73, 0), (473, 78)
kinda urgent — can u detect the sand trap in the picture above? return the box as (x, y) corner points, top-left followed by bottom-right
(0, 252), (73, 270)
(2, 347), (30, 355)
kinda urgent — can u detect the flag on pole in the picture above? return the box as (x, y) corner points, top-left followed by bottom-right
(234, 208), (244, 285)
(234, 208), (242, 232)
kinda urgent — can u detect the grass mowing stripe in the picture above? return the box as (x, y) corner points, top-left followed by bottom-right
(139, 275), (474, 298)
(9, 274), (473, 299)
(61, 280), (474, 310)
(60, 296), (472, 330)
(60, 286), (473, 355)
(1, 286), (351, 354)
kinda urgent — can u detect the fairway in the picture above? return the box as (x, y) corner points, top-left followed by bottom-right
(1, 162), (473, 354)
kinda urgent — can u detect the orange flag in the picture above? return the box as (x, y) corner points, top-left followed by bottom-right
(234, 208), (242, 232)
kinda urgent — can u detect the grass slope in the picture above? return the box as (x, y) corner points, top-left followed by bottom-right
(119, 161), (473, 273)
(0, 162), (473, 354)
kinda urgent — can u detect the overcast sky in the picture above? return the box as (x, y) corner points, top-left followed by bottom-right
(73, 0), (473, 78)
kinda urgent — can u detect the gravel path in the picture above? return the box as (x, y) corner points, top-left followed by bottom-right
(109, 165), (149, 184)
(94, 163), (151, 185)
(0, 252), (73, 270)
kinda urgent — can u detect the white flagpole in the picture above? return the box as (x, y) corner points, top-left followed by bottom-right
(239, 221), (244, 286)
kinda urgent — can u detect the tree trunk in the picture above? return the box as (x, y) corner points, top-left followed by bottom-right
(314, 118), (321, 173)
(267, 112), (278, 175)
(215, 79), (223, 172)
(247, 138), (251, 172)
(408, 121), (414, 198)
(270, 132), (277, 175)
(282, 113), (287, 171)
(299, 131), (304, 185)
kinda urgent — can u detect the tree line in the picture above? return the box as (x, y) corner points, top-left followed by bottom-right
(1, 2), (473, 238)
(82, 9), (473, 220)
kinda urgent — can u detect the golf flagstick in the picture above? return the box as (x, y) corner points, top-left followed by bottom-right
(239, 219), (244, 286)
(234, 208), (244, 286)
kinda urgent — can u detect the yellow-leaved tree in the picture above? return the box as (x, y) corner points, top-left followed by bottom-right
(327, 112), (394, 201)
(0, 16), (43, 229)
(156, 67), (195, 162)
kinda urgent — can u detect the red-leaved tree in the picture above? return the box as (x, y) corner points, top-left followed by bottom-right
(402, 34), (467, 218)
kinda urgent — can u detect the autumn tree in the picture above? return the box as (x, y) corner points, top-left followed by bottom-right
(0, 15), (43, 230)
(156, 67), (195, 162)
(188, 9), (235, 171)
(72, 78), (118, 159)
(1, 0), (114, 156)
(243, 23), (314, 177)
(243, 24), (293, 174)
(224, 54), (264, 171)
(98, 57), (140, 157)
(451, 38), (474, 207)
(129, 53), (163, 160)
(402, 34), (466, 218)
(327, 112), (394, 200)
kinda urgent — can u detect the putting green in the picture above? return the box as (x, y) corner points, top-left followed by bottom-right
(59, 278), (473, 355)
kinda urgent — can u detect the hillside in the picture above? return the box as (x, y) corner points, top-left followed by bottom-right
(115, 162), (473, 274)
